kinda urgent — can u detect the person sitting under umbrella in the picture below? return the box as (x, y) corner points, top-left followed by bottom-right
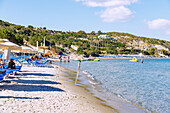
(8, 59), (16, 69)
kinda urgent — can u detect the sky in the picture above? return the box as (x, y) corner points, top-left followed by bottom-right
(0, 0), (170, 41)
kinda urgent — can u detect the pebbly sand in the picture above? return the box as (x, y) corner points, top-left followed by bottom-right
(0, 65), (113, 113)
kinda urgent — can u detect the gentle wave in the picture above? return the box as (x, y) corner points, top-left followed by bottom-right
(82, 70), (100, 85)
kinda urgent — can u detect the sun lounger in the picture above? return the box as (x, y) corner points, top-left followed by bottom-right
(0, 69), (15, 75)
(3, 65), (22, 71)
(0, 75), (5, 82)
(0, 73), (6, 81)
(3, 64), (8, 69)
(16, 66), (22, 71)
(0, 77), (3, 82)
(0, 72), (7, 82)
(16, 59), (31, 65)
(32, 60), (49, 66)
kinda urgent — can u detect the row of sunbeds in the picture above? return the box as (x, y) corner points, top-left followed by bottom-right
(16, 59), (49, 66)
(0, 65), (22, 82)
(0, 58), (49, 82)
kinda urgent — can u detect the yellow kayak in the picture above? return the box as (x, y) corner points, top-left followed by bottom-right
(129, 57), (138, 62)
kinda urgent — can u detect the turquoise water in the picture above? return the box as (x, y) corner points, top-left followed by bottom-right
(55, 59), (170, 113)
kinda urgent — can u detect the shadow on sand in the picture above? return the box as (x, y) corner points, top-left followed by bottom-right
(21, 71), (46, 73)
(22, 73), (55, 76)
(12, 79), (62, 85)
(0, 84), (64, 92)
(0, 96), (41, 99)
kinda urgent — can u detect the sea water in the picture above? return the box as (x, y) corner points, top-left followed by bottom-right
(55, 59), (170, 113)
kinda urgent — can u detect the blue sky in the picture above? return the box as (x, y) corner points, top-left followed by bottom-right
(0, 0), (170, 41)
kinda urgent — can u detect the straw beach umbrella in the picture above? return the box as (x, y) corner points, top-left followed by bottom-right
(0, 39), (8, 43)
(38, 46), (48, 53)
(0, 39), (8, 55)
(0, 41), (21, 60)
(2, 48), (11, 60)
(20, 46), (38, 58)
(0, 41), (21, 50)
(20, 46), (34, 53)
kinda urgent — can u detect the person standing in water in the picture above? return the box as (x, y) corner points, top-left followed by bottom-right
(59, 55), (62, 62)
(141, 57), (144, 63)
(67, 56), (70, 63)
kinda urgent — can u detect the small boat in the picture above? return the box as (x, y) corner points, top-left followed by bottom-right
(94, 58), (100, 61)
(87, 58), (94, 61)
(129, 57), (138, 62)
(80, 57), (100, 61)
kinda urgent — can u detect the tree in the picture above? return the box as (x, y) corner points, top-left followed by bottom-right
(77, 47), (84, 54)
(84, 51), (90, 57)
(106, 49), (118, 54)
(98, 30), (102, 35)
(131, 48), (134, 53)
(90, 52), (99, 57)
(28, 25), (33, 29)
(117, 42), (125, 47)
(77, 30), (86, 35)
(148, 48), (155, 55)
(91, 31), (95, 35)
(15, 25), (23, 30)
(0, 29), (18, 44)
(15, 34), (23, 45)
(161, 49), (168, 55)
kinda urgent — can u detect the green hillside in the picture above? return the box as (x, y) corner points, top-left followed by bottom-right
(0, 19), (169, 56)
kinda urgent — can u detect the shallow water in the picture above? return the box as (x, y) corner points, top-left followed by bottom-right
(55, 59), (170, 113)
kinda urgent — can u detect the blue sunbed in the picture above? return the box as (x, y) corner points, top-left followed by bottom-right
(16, 59), (31, 65)
(32, 60), (49, 66)
(0, 72), (6, 82)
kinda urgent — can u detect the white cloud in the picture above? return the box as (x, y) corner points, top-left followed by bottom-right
(98, 6), (134, 22)
(75, 0), (138, 7)
(147, 19), (170, 35)
(75, 0), (138, 22)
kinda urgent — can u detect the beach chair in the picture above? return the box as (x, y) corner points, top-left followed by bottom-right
(3, 65), (22, 71)
(16, 66), (22, 71)
(1, 64), (22, 76)
(3, 64), (8, 69)
(32, 60), (49, 66)
(16, 59), (31, 65)
(0, 76), (3, 82)
(0, 69), (14, 75)
(0, 72), (6, 82)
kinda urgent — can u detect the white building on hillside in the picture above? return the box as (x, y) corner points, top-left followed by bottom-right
(71, 45), (78, 51)
(98, 35), (109, 39)
(153, 45), (169, 51)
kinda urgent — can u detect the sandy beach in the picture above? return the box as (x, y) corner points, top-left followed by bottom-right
(0, 65), (113, 113)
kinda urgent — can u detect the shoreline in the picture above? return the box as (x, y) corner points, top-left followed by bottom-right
(0, 65), (113, 113)
(54, 65), (117, 112)
(99, 57), (170, 59)
(98, 57), (170, 60)
(56, 63), (147, 113)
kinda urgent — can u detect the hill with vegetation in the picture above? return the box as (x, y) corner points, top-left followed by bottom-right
(0, 19), (169, 56)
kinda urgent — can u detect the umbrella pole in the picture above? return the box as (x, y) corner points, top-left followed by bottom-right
(75, 60), (81, 85)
